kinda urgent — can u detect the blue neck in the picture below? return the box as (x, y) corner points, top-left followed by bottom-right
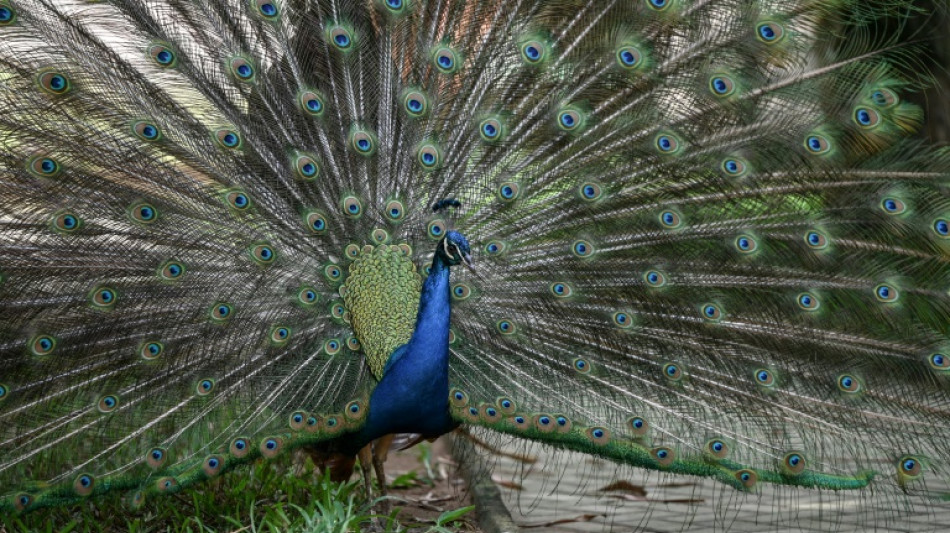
(407, 254), (451, 362)
(355, 253), (456, 446)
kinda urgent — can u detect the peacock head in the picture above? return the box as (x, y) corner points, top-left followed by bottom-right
(437, 231), (474, 271)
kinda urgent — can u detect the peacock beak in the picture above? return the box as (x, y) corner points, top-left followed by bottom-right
(462, 252), (475, 272)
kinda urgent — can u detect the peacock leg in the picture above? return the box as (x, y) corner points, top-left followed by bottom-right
(357, 444), (374, 501)
(372, 434), (394, 513)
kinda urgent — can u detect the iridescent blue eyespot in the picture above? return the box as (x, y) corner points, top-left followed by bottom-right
(229, 57), (255, 81)
(427, 219), (446, 239)
(655, 134), (679, 153)
(899, 457), (922, 478)
(298, 90), (326, 117)
(659, 210), (681, 228)
(709, 75), (735, 96)
(98, 395), (118, 412)
(498, 182), (520, 201)
(0, 3), (15, 25)
(224, 191), (249, 211)
(643, 270), (666, 288)
(616, 45), (642, 69)
(837, 374), (860, 393)
(721, 158), (747, 177)
(250, 244), (276, 264)
(797, 292), (819, 311)
(854, 107), (880, 128)
(146, 447), (167, 468)
(141, 341), (164, 360)
(215, 129), (242, 149)
(755, 368), (775, 386)
(557, 109), (581, 130)
(573, 358), (590, 373)
(479, 117), (503, 141)
(875, 283), (898, 303)
(702, 304), (722, 321)
(148, 43), (177, 67)
(881, 197), (905, 214)
(550, 282), (572, 298)
(734, 235), (757, 253)
(133, 121), (161, 141)
(350, 130), (376, 155)
(706, 439), (730, 459)
(329, 26), (353, 49)
(521, 41), (546, 63)
(612, 311), (632, 328)
(28, 155), (62, 178)
(579, 182), (603, 201)
(53, 212), (81, 233)
(198, 379), (214, 394)
(38, 71), (70, 94)
(805, 230), (827, 249)
(572, 240), (593, 257)
(647, 0), (671, 11)
(756, 22), (784, 43)
(781, 452), (807, 475)
(30, 335), (56, 356)
(417, 144), (441, 169)
(91, 287), (117, 309)
(452, 284), (471, 300)
(933, 219), (949, 238)
(929, 353), (950, 371)
(433, 46), (459, 73)
(342, 196), (362, 217)
(663, 363), (683, 381)
(736, 470), (757, 488)
(254, 0), (278, 18)
(870, 89), (899, 107)
(804, 134), (830, 154)
(294, 155), (320, 180)
(652, 447), (673, 466)
(496, 320), (516, 335)
(485, 240), (505, 255)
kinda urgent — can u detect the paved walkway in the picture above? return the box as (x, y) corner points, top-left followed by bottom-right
(479, 441), (950, 532)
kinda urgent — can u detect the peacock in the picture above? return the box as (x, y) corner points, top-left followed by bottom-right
(1, 0), (950, 528)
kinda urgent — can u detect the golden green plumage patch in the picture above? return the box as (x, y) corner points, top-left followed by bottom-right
(343, 244), (421, 379)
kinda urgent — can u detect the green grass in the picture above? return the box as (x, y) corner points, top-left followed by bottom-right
(0, 454), (474, 533)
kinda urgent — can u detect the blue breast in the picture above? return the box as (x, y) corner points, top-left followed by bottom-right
(355, 254), (457, 444)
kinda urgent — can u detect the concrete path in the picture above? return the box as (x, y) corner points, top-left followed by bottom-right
(473, 440), (950, 532)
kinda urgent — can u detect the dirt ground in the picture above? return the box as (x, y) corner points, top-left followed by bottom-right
(380, 436), (484, 532)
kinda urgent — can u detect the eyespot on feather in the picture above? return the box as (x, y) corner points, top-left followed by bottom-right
(628, 416), (649, 437)
(73, 474), (96, 496)
(144, 447), (167, 469)
(782, 452), (807, 475)
(147, 43), (177, 67)
(203, 455), (225, 477)
(260, 436), (283, 458)
(651, 447), (675, 466)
